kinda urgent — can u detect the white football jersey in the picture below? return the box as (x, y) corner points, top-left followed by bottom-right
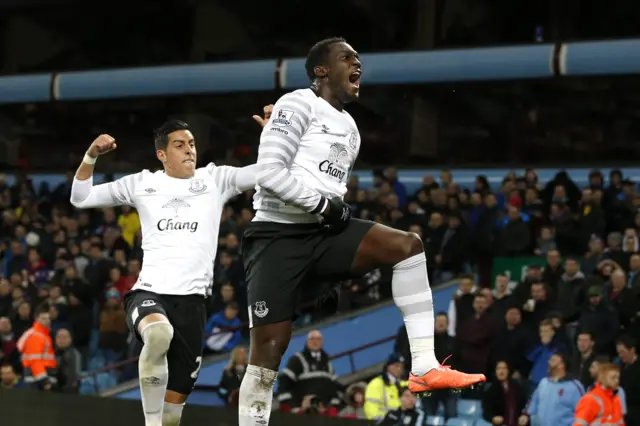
(253, 88), (361, 223)
(71, 163), (255, 296)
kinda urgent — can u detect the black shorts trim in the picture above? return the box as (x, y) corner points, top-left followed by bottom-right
(124, 290), (207, 395)
(242, 218), (375, 328)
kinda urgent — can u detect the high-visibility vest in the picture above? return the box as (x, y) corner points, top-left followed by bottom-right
(573, 383), (624, 426)
(16, 321), (57, 385)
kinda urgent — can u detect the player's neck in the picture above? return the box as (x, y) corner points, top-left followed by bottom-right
(163, 167), (194, 180)
(312, 83), (345, 111)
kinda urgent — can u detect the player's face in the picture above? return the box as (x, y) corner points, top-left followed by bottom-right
(158, 130), (197, 178)
(327, 42), (361, 102)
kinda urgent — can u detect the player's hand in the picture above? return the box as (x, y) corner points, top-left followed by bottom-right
(252, 104), (273, 128)
(517, 414), (529, 425)
(321, 196), (352, 233)
(87, 134), (117, 157)
(492, 416), (504, 425)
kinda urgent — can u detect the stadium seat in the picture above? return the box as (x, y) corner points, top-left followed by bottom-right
(426, 415), (446, 426)
(88, 355), (106, 371)
(96, 372), (118, 391)
(445, 418), (473, 426)
(457, 400), (481, 418)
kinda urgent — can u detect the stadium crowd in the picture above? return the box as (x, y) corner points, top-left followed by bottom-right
(1, 166), (640, 426)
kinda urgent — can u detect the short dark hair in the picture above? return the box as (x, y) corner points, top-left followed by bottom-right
(617, 334), (637, 350)
(226, 301), (239, 311)
(578, 331), (594, 341)
(154, 120), (190, 151)
(35, 302), (50, 317)
(304, 37), (346, 81)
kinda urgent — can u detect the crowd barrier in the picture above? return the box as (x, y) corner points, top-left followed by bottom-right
(11, 167), (640, 196)
(3, 39), (640, 103)
(0, 388), (370, 426)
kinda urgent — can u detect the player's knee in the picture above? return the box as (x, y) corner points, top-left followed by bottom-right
(253, 338), (287, 371)
(400, 232), (424, 258)
(141, 321), (174, 358)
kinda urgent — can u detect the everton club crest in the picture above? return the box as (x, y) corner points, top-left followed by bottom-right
(348, 132), (358, 150)
(189, 179), (207, 194)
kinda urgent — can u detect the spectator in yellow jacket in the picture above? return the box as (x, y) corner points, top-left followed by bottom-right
(364, 353), (408, 420)
(117, 205), (140, 247)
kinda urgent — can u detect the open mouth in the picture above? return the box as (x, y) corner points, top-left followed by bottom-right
(349, 70), (361, 88)
(183, 159), (194, 164)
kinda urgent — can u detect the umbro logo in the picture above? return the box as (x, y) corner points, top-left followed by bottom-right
(321, 124), (330, 133)
(144, 188), (156, 193)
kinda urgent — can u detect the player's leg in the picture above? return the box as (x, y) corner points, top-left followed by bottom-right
(162, 294), (208, 426)
(125, 291), (174, 426)
(315, 220), (486, 393)
(238, 223), (313, 426)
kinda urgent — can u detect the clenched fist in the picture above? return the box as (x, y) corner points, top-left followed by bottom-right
(87, 134), (117, 158)
(252, 104), (274, 128)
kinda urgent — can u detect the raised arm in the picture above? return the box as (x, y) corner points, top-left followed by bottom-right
(70, 134), (138, 209)
(255, 92), (328, 215)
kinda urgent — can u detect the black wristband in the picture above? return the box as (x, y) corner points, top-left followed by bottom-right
(310, 196), (328, 215)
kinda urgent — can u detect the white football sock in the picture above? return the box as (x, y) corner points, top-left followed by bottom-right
(392, 252), (439, 375)
(139, 321), (173, 426)
(238, 365), (277, 426)
(162, 402), (184, 426)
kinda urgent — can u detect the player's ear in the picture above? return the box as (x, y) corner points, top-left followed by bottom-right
(156, 150), (167, 163)
(314, 65), (328, 79)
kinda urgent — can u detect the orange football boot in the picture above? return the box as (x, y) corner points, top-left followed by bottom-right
(408, 356), (486, 395)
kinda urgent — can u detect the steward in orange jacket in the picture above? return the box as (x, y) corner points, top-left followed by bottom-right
(16, 306), (57, 390)
(573, 363), (625, 426)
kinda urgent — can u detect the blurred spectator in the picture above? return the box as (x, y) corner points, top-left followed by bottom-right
(0, 316), (19, 371)
(364, 353), (407, 420)
(294, 394), (339, 417)
(447, 275), (477, 337)
(16, 304), (57, 390)
(573, 363), (624, 426)
(605, 269), (635, 329)
(490, 274), (514, 324)
(54, 328), (81, 393)
(66, 291), (92, 366)
(203, 302), (241, 354)
(0, 363), (22, 390)
(491, 307), (530, 380)
(555, 257), (586, 324)
(578, 285), (619, 356)
(420, 313), (458, 420)
(572, 332), (597, 389)
(481, 361), (528, 426)
(542, 250), (564, 294)
(526, 353), (584, 426)
(433, 213), (469, 282)
(377, 387), (423, 426)
(209, 282), (238, 315)
(339, 382), (366, 419)
(522, 283), (553, 329)
(218, 345), (247, 406)
(457, 293), (494, 375)
(513, 264), (542, 307)
(581, 237), (605, 276)
(616, 335), (640, 426)
(98, 287), (127, 364)
(278, 330), (342, 413)
(500, 203), (531, 256)
(527, 319), (569, 388)
(534, 225), (556, 257)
